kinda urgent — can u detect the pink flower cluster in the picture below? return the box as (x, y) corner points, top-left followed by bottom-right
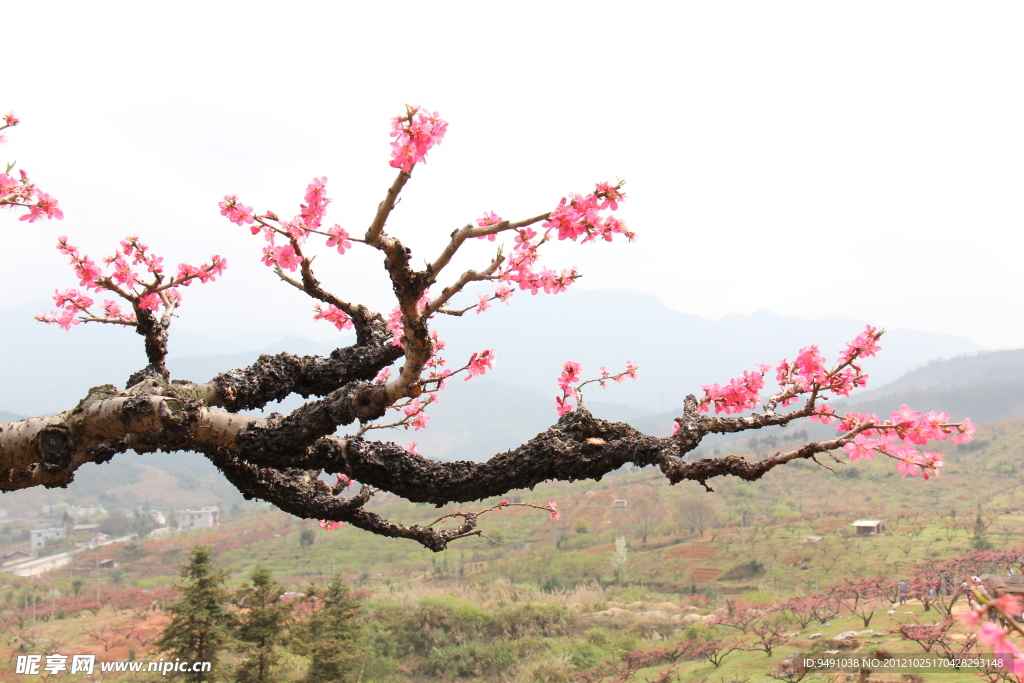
(326, 225), (351, 255)
(299, 177), (330, 230)
(222, 180), (366, 335)
(554, 360), (639, 416)
(833, 406), (973, 479)
(0, 169), (63, 222)
(542, 182), (630, 243)
(312, 304), (354, 331)
(389, 106), (448, 174)
(496, 182), (632, 297)
(699, 326), (883, 416)
(548, 501), (561, 520)
(218, 194), (254, 226)
(37, 236), (226, 329)
(464, 349), (496, 381)
(697, 326), (972, 480)
(0, 113), (63, 223)
(403, 398), (430, 431)
(221, 178), (335, 274)
(961, 594), (1024, 674)
(699, 368), (768, 415)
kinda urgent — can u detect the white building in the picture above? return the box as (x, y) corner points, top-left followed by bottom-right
(30, 526), (67, 550)
(68, 505), (107, 519)
(851, 519), (886, 536)
(177, 507), (220, 531)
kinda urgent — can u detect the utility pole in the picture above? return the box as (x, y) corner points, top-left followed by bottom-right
(741, 511), (746, 551)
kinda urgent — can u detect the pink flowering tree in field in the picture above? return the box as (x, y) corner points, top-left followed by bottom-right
(0, 106), (973, 554)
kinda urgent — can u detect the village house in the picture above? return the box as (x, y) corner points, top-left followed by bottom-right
(30, 526), (67, 550)
(851, 519), (886, 536)
(177, 507), (220, 531)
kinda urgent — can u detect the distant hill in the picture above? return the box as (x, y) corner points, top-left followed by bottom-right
(835, 348), (1024, 425)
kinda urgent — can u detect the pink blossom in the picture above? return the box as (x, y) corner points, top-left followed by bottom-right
(844, 434), (876, 462)
(318, 520), (344, 531)
(300, 177), (330, 229)
(389, 106), (448, 173)
(836, 411), (878, 434)
(842, 325), (882, 360)
(54, 288), (93, 311)
(312, 304), (354, 331)
(476, 295), (491, 314)
(36, 310), (80, 331)
(403, 398), (422, 417)
(558, 360), (582, 392)
(894, 446), (921, 478)
(19, 192), (63, 222)
(464, 350), (495, 381)
(218, 195), (255, 226)
(555, 395), (575, 416)
(475, 211), (502, 240)
(405, 441), (419, 455)
(326, 225), (352, 255)
(952, 418), (975, 445)
(137, 293), (161, 311)
(977, 622), (1014, 654)
(960, 607), (986, 628)
(403, 399), (430, 431)
(260, 243), (302, 271)
(698, 368), (764, 415)
(624, 361), (639, 380)
(994, 594), (1024, 619)
(810, 404), (836, 425)
(548, 502), (561, 520)
(891, 404), (922, 427)
(919, 451), (943, 479)
(794, 345), (827, 389)
(386, 306), (404, 347)
(593, 181), (626, 210)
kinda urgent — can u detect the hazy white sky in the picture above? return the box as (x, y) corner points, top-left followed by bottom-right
(2, 2), (1022, 350)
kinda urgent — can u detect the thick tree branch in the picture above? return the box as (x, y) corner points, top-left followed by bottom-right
(209, 320), (401, 411)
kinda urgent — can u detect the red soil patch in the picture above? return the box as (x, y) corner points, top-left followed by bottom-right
(665, 542), (717, 559)
(690, 567), (723, 588)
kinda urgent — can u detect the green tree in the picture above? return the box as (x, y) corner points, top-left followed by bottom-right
(155, 546), (234, 682)
(234, 567), (291, 683)
(298, 528), (316, 547)
(296, 577), (364, 683)
(971, 510), (992, 551)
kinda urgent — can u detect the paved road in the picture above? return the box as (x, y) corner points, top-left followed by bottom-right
(2, 535), (134, 577)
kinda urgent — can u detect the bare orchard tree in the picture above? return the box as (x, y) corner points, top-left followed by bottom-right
(629, 490), (664, 544)
(678, 498), (718, 538)
(0, 109), (970, 551)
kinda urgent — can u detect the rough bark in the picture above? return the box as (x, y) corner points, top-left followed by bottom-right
(0, 337), (856, 551)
